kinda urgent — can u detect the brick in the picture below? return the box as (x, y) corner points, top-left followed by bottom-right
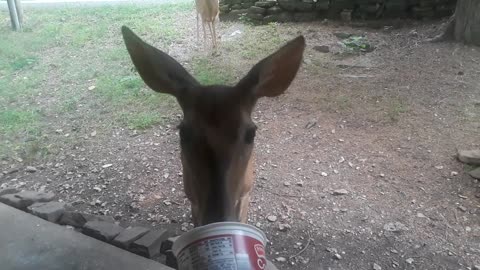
(160, 236), (179, 254)
(165, 250), (178, 269)
(0, 194), (28, 209)
(28, 201), (65, 222)
(0, 191), (55, 210)
(58, 212), (115, 228)
(130, 229), (168, 258)
(58, 211), (88, 227)
(112, 226), (150, 249)
(83, 221), (124, 242)
(0, 188), (18, 196)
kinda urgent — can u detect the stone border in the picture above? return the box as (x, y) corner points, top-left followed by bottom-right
(219, 0), (456, 23)
(0, 189), (178, 269)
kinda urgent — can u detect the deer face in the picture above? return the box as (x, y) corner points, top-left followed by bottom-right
(122, 26), (305, 226)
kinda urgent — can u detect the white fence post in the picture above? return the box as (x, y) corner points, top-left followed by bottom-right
(6, 0), (22, 31)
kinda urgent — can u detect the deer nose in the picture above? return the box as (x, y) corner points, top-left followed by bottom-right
(203, 211), (238, 225)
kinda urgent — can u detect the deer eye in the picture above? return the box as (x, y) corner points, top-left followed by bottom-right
(244, 126), (257, 144)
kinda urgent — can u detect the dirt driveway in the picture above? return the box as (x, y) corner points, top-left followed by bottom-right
(1, 4), (480, 269)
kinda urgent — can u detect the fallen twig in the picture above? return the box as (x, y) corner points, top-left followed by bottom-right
(289, 231), (312, 260)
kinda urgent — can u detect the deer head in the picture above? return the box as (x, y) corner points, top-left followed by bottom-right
(122, 26), (305, 226)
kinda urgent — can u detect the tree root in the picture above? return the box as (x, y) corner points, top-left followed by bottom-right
(427, 14), (455, 43)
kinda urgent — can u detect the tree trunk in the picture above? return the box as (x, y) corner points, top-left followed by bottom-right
(453, 0), (480, 45)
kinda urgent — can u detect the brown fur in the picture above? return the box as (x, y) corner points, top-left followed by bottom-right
(195, 0), (219, 49)
(121, 26), (305, 226)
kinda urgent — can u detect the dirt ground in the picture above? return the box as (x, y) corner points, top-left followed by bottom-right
(1, 9), (480, 270)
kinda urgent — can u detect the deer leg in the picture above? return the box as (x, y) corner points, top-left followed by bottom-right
(207, 21), (214, 49)
(238, 192), (251, 223)
(202, 20), (207, 50)
(212, 20), (217, 49)
(196, 12), (200, 42)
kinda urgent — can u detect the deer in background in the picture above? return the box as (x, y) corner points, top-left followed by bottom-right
(121, 25), (304, 226)
(195, 0), (219, 49)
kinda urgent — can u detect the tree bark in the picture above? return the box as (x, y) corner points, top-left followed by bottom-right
(453, 0), (480, 45)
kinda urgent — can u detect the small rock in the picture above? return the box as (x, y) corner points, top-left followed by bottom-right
(93, 186), (102, 192)
(130, 229), (168, 258)
(90, 130), (97, 137)
(416, 213), (427, 218)
(283, 182), (291, 187)
(88, 85), (96, 91)
(373, 263), (382, 270)
(321, 172), (328, 177)
(450, 171), (458, 176)
(83, 221), (124, 242)
(473, 265), (480, 270)
(434, 165), (443, 170)
(275, 257), (287, 262)
(313, 45), (330, 53)
(458, 149), (480, 165)
(267, 215), (277, 222)
(383, 222), (408, 232)
(469, 167), (480, 180)
(326, 247), (337, 253)
(333, 253), (342, 260)
(296, 181), (304, 187)
(25, 166), (37, 173)
(405, 258), (414, 264)
(332, 189), (349, 196)
(457, 205), (467, 212)
(466, 226), (472, 232)
(102, 164), (113, 168)
(28, 201), (66, 222)
(334, 32), (352, 39)
(278, 223), (291, 232)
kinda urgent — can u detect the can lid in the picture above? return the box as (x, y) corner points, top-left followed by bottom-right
(172, 222), (267, 257)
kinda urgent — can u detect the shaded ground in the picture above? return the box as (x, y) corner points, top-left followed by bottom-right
(1, 2), (480, 269)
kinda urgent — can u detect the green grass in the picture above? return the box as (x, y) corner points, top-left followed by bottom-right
(120, 111), (163, 130)
(0, 109), (39, 134)
(192, 57), (236, 85)
(0, 1), (192, 159)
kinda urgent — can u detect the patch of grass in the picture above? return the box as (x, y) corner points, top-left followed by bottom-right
(121, 111), (163, 130)
(192, 57), (236, 85)
(222, 24), (281, 60)
(10, 56), (38, 71)
(386, 98), (409, 122)
(0, 109), (39, 134)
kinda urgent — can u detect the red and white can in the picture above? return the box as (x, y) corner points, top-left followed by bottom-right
(172, 222), (268, 270)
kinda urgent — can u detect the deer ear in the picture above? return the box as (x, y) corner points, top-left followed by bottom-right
(237, 36), (305, 98)
(121, 26), (199, 97)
